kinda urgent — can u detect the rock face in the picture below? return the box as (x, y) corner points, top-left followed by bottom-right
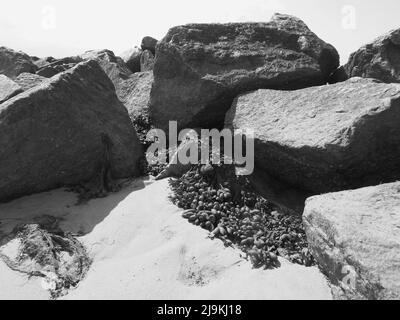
(140, 50), (155, 71)
(149, 13), (339, 131)
(15, 73), (47, 91)
(141, 36), (158, 54)
(225, 77), (400, 194)
(80, 49), (132, 99)
(121, 46), (142, 73)
(303, 182), (400, 299)
(345, 28), (400, 83)
(118, 71), (153, 120)
(0, 60), (142, 202)
(0, 46), (37, 79)
(36, 56), (83, 78)
(0, 75), (22, 104)
(80, 49), (152, 119)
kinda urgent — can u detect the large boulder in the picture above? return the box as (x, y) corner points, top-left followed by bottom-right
(0, 46), (37, 79)
(80, 49), (132, 99)
(303, 182), (400, 299)
(345, 28), (400, 83)
(121, 46), (142, 73)
(118, 71), (153, 120)
(0, 75), (22, 104)
(140, 50), (155, 72)
(36, 56), (83, 78)
(32, 56), (56, 69)
(81, 50), (153, 120)
(0, 60), (142, 202)
(141, 36), (158, 54)
(149, 13), (339, 131)
(15, 73), (47, 91)
(225, 77), (400, 194)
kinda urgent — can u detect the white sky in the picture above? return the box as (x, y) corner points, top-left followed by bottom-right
(0, 0), (399, 64)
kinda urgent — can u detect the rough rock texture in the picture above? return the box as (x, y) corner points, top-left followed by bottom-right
(345, 28), (400, 83)
(225, 77), (400, 194)
(80, 50), (132, 99)
(118, 71), (153, 120)
(141, 36), (158, 54)
(36, 56), (83, 78)
(121, 46), (142, 73)
(303, 182), (400, 300)
(150, 13), (339, 131)
(0, 46), (37, 79)
(0, 60), (142, 202)
(0, 75), (22, 104)
(140, 50), (155, 71)
(15, 73), (47, 91)
(32, 56), (56, 69)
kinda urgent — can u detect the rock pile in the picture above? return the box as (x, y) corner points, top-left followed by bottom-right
(2, 12), (400, 300)
(149, 13), (339, 131)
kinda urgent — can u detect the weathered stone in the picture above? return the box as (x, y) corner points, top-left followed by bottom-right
(36, 56), (82, 78)
(141, 36), (158, 54)
(303, 182), (400, 299)
(225, 77), (400, 193)
(32, 56), (56, 69)
(0, 46), (37, 79)
(118, 71), (153, 120)
(121, 46), (142, 73)
(15, 73), (47, 91)
(81, 50), (153, 120)
(80, 49), (132, 99)
(150, 13), (339, 131)
(140, 50), (155, 71)
(345, 28), (400, 83)
(0, 75), (22, 104)
(0, 60), (142, 202)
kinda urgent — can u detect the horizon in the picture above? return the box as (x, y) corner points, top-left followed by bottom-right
(1, 0), (399, 65)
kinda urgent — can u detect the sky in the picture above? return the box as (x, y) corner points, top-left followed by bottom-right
(0, 0), (399, 64)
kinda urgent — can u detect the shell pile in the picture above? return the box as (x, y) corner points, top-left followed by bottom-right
(169, 163), (314, 269)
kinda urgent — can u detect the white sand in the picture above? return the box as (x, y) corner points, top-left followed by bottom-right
(0, 178), (332, 300)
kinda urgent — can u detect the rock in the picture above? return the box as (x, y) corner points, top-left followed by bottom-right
(36, 56), (83, 78)
(0, 60), (142, 202)
(156, 129), (203, 180)
(32, 56), (56, 69)
(121, 46), (142, 73)
(118, 71), (153, 121)
(140, 50), (155, 71)
(345, 28), (400, 83)
(225, 77), (400, 194)
(141, 36), (158, 54)
(328, 66), (348, 84)
(303, 182), (400, 299)
(149, 13), (339, 131)
(14, 73), (47, 91)
(0, 75), (22, 104)
(80, 49), (132, 99)
(81, 50), (153, 120)
(0, 46), (37, 79)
